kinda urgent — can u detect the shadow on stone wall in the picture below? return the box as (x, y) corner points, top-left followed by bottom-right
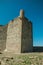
(33, 46), (43, 52)
(0, 25), (8, 52)
(21, 18), (33, 53)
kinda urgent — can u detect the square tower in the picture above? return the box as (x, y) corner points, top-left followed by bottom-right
(5, 10), (33, 53)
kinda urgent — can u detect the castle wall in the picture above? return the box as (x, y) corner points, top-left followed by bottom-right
(0, 10), (33, 53)
(0, 25), (7, 52)
(33, 46), (43, 52)
(0, 9), (43, 53)
(6, 18), (22, 53)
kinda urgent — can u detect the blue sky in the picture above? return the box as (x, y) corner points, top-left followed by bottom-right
(0, 0), (43, 46)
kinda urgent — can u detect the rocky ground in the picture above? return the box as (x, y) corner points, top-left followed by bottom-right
(0, 52), (43, 65)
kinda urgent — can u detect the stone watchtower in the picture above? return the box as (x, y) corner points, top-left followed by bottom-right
(5, 10), (33, 53)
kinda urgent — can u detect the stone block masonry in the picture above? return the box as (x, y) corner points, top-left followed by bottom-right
(0, 10), (33, 53)
(0, 25), (8, 52)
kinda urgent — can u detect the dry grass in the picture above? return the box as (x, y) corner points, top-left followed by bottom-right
(0, 52), (43, 65)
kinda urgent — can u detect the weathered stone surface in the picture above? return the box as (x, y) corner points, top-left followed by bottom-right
(0, 10), (33, 53)
(0, 25), (7, 52)
(6, 19), (22, 53)
(21, 18), (33, 52)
